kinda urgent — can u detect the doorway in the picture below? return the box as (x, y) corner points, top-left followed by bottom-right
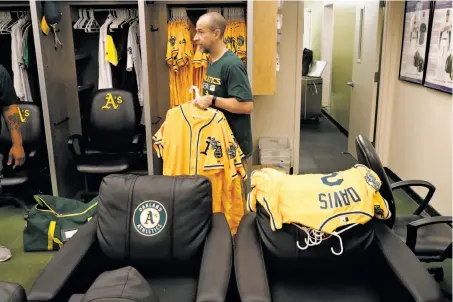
(299, 0), (385, 174)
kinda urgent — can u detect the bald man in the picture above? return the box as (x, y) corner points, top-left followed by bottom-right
(193, 12), (253, 198)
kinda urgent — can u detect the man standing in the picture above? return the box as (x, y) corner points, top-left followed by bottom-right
(193, 12), (254, 199)
(0, 64), (26, 262)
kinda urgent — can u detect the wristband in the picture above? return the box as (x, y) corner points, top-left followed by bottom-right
(212, 95), (217, 106)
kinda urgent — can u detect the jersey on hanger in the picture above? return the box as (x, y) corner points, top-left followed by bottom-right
(153, 102), (247, 233)
(247, 165), (391, 234)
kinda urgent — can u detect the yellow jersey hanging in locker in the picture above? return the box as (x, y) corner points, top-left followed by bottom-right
(248, 165), (391, 234)
(153, 102), (247, 234)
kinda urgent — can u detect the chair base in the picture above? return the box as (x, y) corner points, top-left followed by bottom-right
(0, 196), (30, 220)
(427, 266), (444, 282)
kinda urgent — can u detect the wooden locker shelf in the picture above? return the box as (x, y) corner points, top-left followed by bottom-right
(252, 1), (278, 95)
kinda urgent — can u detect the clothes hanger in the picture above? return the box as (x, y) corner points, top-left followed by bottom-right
(74, 9), (82, 29)
(189, 86), (216, 115)
(118, 9), (131, 28)
(0, 12), (9, 32)
(0, 12), (8, 30)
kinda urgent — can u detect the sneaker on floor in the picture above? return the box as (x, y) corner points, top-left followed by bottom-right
(0, 246), (12, 262)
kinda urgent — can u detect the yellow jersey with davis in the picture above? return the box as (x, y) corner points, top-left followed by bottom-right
(247, 165), (391, 234)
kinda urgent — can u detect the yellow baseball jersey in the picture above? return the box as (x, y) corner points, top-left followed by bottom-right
(247, 165), (391, 234)
(153, 102), (246, 233)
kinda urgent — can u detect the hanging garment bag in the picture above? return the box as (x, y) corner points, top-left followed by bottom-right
(23, 195), (98, 252)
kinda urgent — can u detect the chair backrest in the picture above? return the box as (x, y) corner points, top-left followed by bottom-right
(87, 89), (139, 151)
(95, 174), (213, 273)
(355, 135), (395, 228)
(0, 104), (43, 153)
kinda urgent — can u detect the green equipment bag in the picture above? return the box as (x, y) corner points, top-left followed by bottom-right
(23, 195), (98, 252)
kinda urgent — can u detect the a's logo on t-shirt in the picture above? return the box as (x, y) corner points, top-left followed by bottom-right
(204, 75), (221, 85)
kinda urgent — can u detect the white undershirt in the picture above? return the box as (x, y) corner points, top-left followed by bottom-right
(126, 22), (143, 107)
(98, 16), (114, 89)
(11, 19), (32, 102)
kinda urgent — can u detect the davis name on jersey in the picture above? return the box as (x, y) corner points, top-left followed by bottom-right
(247, 165), (391, 234)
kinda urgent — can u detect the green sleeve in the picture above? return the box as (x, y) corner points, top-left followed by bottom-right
(225, 62), (253, 102)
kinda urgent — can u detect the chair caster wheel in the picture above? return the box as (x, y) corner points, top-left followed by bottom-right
(315, 117), (320, 122)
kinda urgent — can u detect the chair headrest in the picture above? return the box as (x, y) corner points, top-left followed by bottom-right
(355, 135), (395, 228)
(88, 89), (139, 146)
(96, 174), (212, 262)
(0, 104), (42, 149)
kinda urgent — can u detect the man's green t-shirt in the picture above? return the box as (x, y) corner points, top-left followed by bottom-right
(202, 50), (253, 158)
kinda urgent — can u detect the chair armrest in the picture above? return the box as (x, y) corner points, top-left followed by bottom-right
(234, 213), (271, 302)
(406, 216), (453, 251)
(28, 217), (101, 302)
(0, 282), (26, 302)
(196, 213), (233, 302)
(391, 180), (436, 215)
(373, 222), (444, 302)
(67, 134), (85, 157)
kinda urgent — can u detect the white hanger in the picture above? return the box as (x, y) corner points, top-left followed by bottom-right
(87, 9), (100, 33)
(74, 9), (82, 29)
(189, 86), (216, 114)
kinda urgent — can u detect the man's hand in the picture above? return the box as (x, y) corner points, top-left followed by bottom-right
(193, 95), (213, 110)
(8, 144), (25, 169)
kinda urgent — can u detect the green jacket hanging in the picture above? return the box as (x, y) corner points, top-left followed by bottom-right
(23, 195), (98, 252)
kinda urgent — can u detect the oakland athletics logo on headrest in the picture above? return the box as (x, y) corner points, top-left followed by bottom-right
(133, 200), (167, 237)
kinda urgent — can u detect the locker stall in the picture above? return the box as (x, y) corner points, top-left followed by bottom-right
(138, 1), (278, 175)
(30, 1), (148, 199)
(69, 1), (148, 198)
(0, 1), (53, 200)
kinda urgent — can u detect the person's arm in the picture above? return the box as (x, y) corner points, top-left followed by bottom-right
(220, 62), (253, 115)
(3, 104), (25, 168)
(194, 61), (253, 113)
(0, 66), (25, 168)
(211, 95), (253, 115)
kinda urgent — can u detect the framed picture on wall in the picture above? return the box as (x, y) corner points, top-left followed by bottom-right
(423, 1), (452, 94)
(399, 1), (433, 84)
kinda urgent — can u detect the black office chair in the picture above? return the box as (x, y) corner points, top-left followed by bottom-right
(355, 134), (452, 281)
(68, 89), (145, 200)
(235, 211), (444, 301)
(0, 104), (43, 216)
(28, 174), (233, 302)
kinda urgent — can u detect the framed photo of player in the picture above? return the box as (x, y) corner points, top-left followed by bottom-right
(399, 1), (433, 85)
(424, 1), (452, 94)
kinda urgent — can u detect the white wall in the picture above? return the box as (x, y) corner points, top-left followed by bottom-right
(321, 4), (333, 108)
(377, 1), (452, 215)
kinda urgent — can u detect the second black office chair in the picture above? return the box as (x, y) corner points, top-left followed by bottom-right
(68, 89), (145, 201)
(355, 134), (452, 281)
